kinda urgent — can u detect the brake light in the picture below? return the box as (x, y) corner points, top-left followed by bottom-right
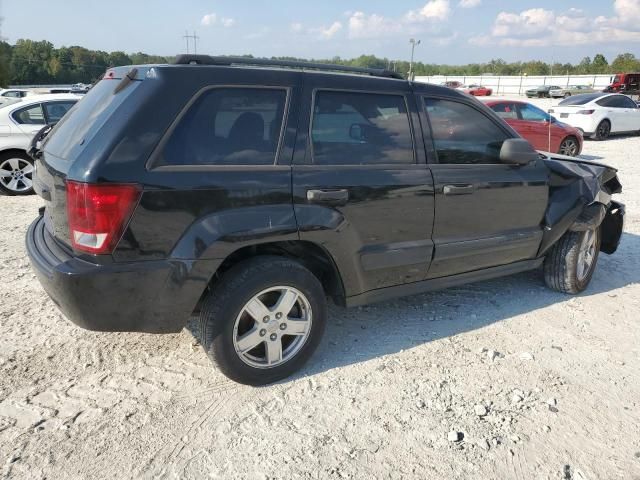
(66, 181), (141, 254)
(577, 110), (595, 115)
(104, 69), (117, 80)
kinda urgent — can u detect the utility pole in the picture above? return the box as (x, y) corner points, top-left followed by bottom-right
(183, 31), (200, 54)
(408, 38), (421, 81)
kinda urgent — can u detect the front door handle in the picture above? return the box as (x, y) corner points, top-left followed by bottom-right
(443, 184), (475, 195)
(307, 189), (349, 204)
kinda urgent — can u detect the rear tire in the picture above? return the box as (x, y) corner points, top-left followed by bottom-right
(564, 92), (571, 98)
(544, 228), (601, 294)
(593, 120), (611, 141)
(0, 152), (34, 196)
(199, 256), (327, 385)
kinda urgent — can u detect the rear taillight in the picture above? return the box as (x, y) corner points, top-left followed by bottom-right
(66, 181), (141, 254)
(577, 109), (595, 115)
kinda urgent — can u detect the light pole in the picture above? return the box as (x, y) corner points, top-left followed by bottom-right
(408, 38), (421, 81)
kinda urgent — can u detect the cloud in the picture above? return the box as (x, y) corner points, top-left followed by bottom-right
(459, 0), (481, 7)
(290, 22), (304, 33)
(472, 2), (640, 47)
(200, 12), (235, 28)
(200, 13), (217, 27)
(405, 0), (451, 22)
(319, 21), (343, 39)
(345, 1), (451, 39)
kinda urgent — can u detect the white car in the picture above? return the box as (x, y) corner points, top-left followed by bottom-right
(0, 94), (80, 195)
(549, 93), (640, 140)
(0, 88), (33, 99)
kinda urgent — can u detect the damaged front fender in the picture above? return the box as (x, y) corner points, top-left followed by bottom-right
(537, 155), (624, 256)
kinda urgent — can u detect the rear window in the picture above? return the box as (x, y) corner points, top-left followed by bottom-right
(559, 93), (605, 106)
(44, 79), (139, 160)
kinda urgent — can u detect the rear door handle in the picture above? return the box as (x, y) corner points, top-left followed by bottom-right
(443, 184), (475, 195)
(306, 189), (349, 204)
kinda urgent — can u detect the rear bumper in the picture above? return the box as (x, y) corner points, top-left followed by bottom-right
(26, 215), (213, 333)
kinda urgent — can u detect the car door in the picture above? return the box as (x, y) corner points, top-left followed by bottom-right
(292, 74), (435, 298)
(517, 103), (554, 151)
(489, 101), (536, 146)
(421, 96), (549, 278)
(614, 95), (640, 131)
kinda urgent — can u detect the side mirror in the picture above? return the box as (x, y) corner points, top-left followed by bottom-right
(500, 138), (538, 166)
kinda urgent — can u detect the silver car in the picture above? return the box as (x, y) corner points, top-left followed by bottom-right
(550, 85), (596, 98)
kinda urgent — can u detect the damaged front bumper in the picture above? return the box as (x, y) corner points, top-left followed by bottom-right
(538, 155), (625, 256)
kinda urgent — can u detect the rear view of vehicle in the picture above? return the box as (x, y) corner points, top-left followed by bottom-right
(550, 93), (640, 140)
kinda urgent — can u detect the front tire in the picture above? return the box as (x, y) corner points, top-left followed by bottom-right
(544, 228), (600, 294)
(0, 152), (35, 196)
(199, 256), (327, 385)
(558, 136), (580, 156)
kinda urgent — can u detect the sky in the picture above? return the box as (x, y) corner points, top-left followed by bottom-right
(1, 0), (639, 64)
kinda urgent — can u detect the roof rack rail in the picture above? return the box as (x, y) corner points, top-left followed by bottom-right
(173, 55), (405, 80)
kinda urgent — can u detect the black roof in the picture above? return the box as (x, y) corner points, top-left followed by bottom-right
(173, 55), (405, 80)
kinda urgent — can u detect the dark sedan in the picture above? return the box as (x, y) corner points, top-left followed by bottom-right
(526, 85), (562, 98)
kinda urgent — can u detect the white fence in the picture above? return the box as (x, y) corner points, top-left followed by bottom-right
(414, 74), (614, 96)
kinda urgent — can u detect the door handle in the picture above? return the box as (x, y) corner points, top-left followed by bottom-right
(306, 189), (349, 204)
(443, 184), (475, 195)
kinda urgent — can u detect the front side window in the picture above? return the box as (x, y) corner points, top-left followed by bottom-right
(12, 104), (45, 125)
(311, 91), (414, 165)
(424, 98), (508, 165)
(518, 104), (550, 122)
(489, 102), (518, 120)
(160, 88), (287, 166)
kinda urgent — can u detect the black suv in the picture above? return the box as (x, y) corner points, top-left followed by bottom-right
(27, 56), (624, 385)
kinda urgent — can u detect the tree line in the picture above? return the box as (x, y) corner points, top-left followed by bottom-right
(1, 38), (640, 87)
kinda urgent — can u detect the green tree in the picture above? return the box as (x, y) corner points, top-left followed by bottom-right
(610, 53), (640, 73)
(591, 54), (609, 74)
(0, 41), (12, 87)
(10, 39), (54, 84)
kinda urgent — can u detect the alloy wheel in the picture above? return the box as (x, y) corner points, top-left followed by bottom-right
(559, 138), (579, 156)
(232, 286), (313, 369)
(0, 157), (34, 193)
(597, 121), (610, 140)
(576, 229), (597, 281)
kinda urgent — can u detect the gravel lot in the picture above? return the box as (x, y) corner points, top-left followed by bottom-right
(1, 96), (639, 479)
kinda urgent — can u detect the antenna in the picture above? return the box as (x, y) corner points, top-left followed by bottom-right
(548, 58), (554, 153)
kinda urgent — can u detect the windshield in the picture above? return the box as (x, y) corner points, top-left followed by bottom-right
(559, 93), (606, 105)
(613, 75), (622, 83)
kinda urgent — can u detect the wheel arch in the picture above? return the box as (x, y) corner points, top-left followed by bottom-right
(193, 240), (347, 314)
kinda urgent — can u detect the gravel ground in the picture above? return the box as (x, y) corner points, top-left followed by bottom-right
(1, 97), (639, 479)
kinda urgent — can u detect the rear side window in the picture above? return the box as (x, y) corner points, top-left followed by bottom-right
(44, 101), (76, 124)
(12, 104), (45, 124)
(425, 98), (508, 165)
(311, 91), (414, 165)
(159, 88), (287, 166)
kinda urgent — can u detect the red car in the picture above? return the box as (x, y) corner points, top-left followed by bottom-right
(483, 100), (583, 156)
(459, 84), (493, 96)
